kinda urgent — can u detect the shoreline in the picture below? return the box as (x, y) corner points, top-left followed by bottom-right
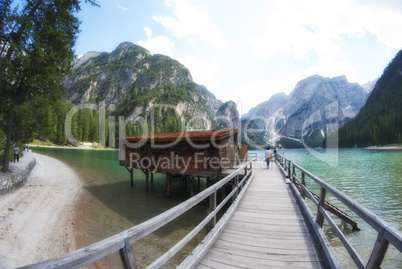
(364, 145), (402, 150)
(0, 153), (82, 268)
(29, 144), (117, 151)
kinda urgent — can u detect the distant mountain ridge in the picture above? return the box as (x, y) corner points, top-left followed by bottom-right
(242, 75), (372, 148)
(63, 42), (380, 147)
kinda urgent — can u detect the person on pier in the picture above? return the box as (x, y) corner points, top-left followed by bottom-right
(265, 147), (271, 169)
(13, 145), (20, 163)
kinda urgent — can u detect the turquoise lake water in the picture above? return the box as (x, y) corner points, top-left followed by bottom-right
(32, 147), (401, 268)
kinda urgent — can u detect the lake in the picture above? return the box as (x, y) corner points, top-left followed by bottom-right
(250, 148), (402, 268)
(32, 147), (401, 268)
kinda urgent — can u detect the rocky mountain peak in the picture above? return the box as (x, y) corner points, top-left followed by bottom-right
(73, 51), (102, 69)
(241, 74), (369, 148)
(110, 42), (151, 58)
(63, 42), (239, 133)
(216, 101), (240, 129)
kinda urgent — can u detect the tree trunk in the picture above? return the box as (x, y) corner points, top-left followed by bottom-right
(2, 110), (14, 172)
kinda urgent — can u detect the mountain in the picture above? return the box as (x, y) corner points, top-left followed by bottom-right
(215, 101), (240, 129)
(242, 75), (369, 148)
(361, 79), (377, 93)
(337, 50), (402, 147)
(63, 42), (239, 134)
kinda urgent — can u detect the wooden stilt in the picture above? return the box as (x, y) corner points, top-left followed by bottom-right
(183, 175), (187, 191)
(166, 173), (172, 196)
(145, 171), (149, 192)
(124, 165), (134, 187)
(189, 176), (195, 197)
(206, 177), (211, 188)
(221, 183), (226, 201)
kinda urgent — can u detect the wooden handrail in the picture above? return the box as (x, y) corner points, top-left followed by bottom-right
(21, 160), (254, 269)
(276, 154), (402, 269)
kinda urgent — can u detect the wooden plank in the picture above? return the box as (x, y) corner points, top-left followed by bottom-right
(232, 210), (303, 220)
(215, 233), (321, 250)
(210, 243), (324, 262)
(178, 174), (254, 269)
(200, 249), (325, 268)
(222, 226), (318, 241)
(195, 165), (328, 269)
(230, 212), (307, 223)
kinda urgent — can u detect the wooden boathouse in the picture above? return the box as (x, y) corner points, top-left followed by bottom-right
(118, 129), (247, 195)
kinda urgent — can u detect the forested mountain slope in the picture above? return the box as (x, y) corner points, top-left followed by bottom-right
(338, 50), (402, 147)
(61, 42), (239, 143)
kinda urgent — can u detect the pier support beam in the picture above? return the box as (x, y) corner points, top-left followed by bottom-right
(124, 165), (134, 187)
(166, 173), (172, 197)
(189, 176), (195, 197)
(145, 171), (149, 192)
(140, 169), (150, 192)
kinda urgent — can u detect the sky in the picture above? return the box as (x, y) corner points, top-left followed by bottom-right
(75, 0), (402, 114)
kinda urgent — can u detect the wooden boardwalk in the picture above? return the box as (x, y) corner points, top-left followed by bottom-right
(197, 164), (327, 268)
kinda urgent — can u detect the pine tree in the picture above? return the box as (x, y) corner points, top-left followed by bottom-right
(0, 0), (98, 171)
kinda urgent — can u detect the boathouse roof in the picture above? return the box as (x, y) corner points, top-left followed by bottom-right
(119, 129), (238, 143)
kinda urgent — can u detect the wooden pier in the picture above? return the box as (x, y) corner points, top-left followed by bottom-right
(193, 164), (329, 268)
(21, 158), (402, 269)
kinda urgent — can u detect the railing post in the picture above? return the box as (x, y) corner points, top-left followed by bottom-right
(292, 164), (296, 184)
(301, 172), (306, 199)
(207, 190), (217, 232)
(287, 161), (291, 179)
(119, 232), (138, 269)
(316, 187), (326, 227)
(366, 225), (391, 269)
(232, 174), (239, 202)
(243, 165), (248, 189)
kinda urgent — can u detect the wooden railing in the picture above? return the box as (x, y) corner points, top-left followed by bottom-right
(21, 160), (254, 269)
(276, 154), (402, 269)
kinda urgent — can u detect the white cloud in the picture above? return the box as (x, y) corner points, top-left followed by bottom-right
(117, 5), (129, 11)
(228, 79), (294, 115)
(154, 0), (226, 48)
(249, 0), (402, 60)
(180, 56), (221, 91)
(138, 27), (175, 57)
(359, 4), (402, 49)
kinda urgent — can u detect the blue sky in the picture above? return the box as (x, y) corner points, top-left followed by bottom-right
(75, 0), (402, 114)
